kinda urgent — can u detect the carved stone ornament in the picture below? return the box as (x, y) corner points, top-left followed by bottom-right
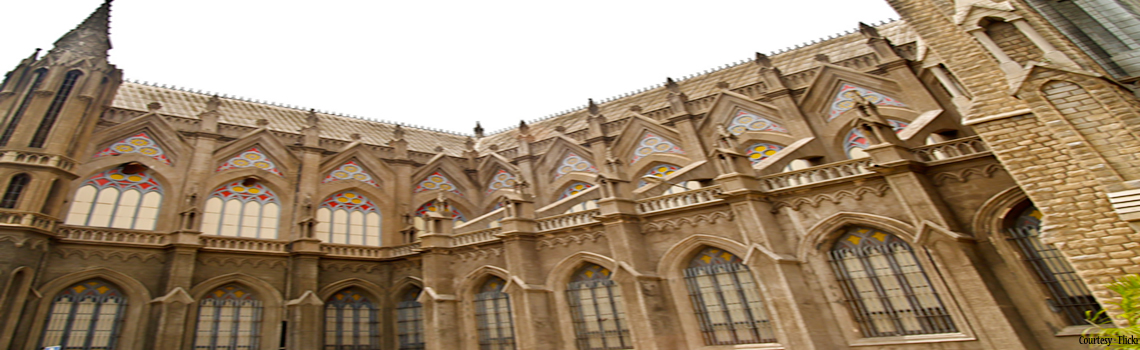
(641, 211), (735, 233)
(770, 183), (891, 212)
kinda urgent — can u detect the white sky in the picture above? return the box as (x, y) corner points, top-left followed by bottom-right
(0, 0), (899, 135)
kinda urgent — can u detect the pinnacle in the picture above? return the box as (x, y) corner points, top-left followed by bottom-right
(46, 0), (113, 60)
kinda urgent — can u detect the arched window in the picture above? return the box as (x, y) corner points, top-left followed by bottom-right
(396, 286), (425, 350)
(38, 279), (126, 350)
(638, 163), (679, 187)
(315, 191), (382, 246)
(194, 284), (263, 350)
(560, 182), (595, 200)
(65, 166), (163, 230)
(1006, 205), (1104, 325)
(745, 143), (784, 165)
(0, 68), (46, 146)
(0, 173), (30, 209)
(202, 179), (280, 238)
(29, 70), (83, 148)
(684, 247), (776, 345)
(475, 276), (515, 350)
(567, 264), (632, 350)
(324, 288), (380, 350)
(829, 227), (956, 337)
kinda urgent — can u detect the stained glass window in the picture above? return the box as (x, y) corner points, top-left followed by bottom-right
(193, 284), (263, 350)
(0, 68), (46, 146)
(475, 276), (515, 350)
(202, 180), (280, 239)
(486, 170), (518, 194)
(0, 173), (30, 209)
(828, 84), (907, 121)
(567, 264), (632, 350)
(630, 132), (684, 164)
(554, 153), (598, 180)
(560, 182), (595, 200)
(65, 167), (163, 230)
(844, 129), (870, 159)
(684, 247), (776, 345)
(638, 164), (680, 187)
(323, 160), (379, 187)
(726, 110), (788, 135)
(829, 227), (956, 337)
(39, 279), (126, 350)
(315, 191), (382, 246)
(887, 119), (909, 133)
(30, 70), (83, 148)
(1007, 206), (1104, 325)
(745, 143), (784, 165)
(95, 132), (173, 165)
(414, 172), (463, 196)
(217, 147), (284, 177)
(397, 287), (425, 350)
(324, 288), (381, 350)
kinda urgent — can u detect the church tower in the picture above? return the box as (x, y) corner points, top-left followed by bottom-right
(0, 0), (121, 217)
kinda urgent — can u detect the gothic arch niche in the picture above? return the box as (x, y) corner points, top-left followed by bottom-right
(188, 274), (283, 350)
(323, 287), (382, 349)
(315, 190), (383, 246)
(65, 164), (165, 230)
(0, 173), (30, 209)
(0, 267), (33, 349)
(201, 177), (281, 239)
(545, 253), (633, 350)
(472, 275), (516, 350)
(24, 268), (151, 350)
(980, 17), (1044, 67)
(394, 284), (425, 350)
(566, 263), (633, 349)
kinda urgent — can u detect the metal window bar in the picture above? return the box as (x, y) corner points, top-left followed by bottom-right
(1007, 226), (1105, 325)
(683, 263), (777, 345)
(0, 174), (29, 208)
(475, 291), (516, 350)
(323, 303), (381, 350)
(567, 279), (632, 350)
(194, 297), (263, 350)
(828, 244), (956, 337)
(29, 70), (82, 148)
(396, 300), (425, 350)
(38, 286), (127, 350)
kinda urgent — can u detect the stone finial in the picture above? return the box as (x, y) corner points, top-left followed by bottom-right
(465, 137), (475, 150)
(518, 120), (530, 135)
(754, 52), (773, 68)
(554, 125), (566, 133)
(665, 77), (681, 94)
(474, 122), (484, 138)
(256, 119), (269, 127)
(393, 125), (405, 140)
(630, 105), (642, 113)
(306, 109), (320, 128)
(147, 101), (162, 112)
(350, 133), (362, 141)
(588, 98), (600, 116)
(858, 22), (882, 39)
(716, 81), (730, 90)
(206, 95), (221, 112)
(434, 145), (444, 153)
(815, 54), (831, 63)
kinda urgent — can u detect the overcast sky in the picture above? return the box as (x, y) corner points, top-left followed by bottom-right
(0, 0), (899, 134)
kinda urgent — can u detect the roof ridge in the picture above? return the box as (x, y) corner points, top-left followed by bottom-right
(122, 78), (472, 137)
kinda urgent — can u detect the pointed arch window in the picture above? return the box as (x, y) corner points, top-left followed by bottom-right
(631, 132), (684, 164)
(65, 166), (163, 230)
(745, 143), (784, 165)
(0, 173), (30, 209)
(95, 132), (173, 165)
(0, 68), (47, 146)
(727, 110), (788, 135)
(1006, 205), (1104, 325)
(684, 247), (776, 345)
(217, 147), (284, 176)
(567, 264), (632, 350)
(829, 227), (956, 337)
(828, 84), (907, 121)
(475, 276), (515, 350)
(324, 288), (381, 350)
(414, 172), (463, 196)
(30, 70), (83, 148)
(844, 129), (870, 159)
(560, 182), (595, 200)
(396, 286), (425, 350)
(486, 170), (518, 194)
(638, 163), (679, 187)
(193, 284), (263, 350)
(323, 160), (379, 187)
(38, 279), (126, 350)
(555, 152), (598, 180)
(202, 179), (280, 238)
(315, 191), (382, 246)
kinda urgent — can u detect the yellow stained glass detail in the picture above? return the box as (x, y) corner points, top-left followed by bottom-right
(73, 285), (87, 293)
(214, 290), (225, 297)
(1030, 210), (1043, 220)
(336, 294), (344, 300)
(857, 228), (870, 234)
(700, 255), (712, 264)
(720, 252), (734, 261)
(847, 235), (862, 245)
(601, 269), (610, 276)
(353, 294), (361, 300)
(234, 290), (244, 298)
(872, 232), (887, 242)
(96, 286), (109, 294)
(585, 270), (594, 278)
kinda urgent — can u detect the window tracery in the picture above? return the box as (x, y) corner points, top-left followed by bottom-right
(397, 286), (425, 350)
(217, 147), (284, 176)
(560, 182), (595, 200)
(683, 247), (777, 345)
(315, 191), (381, 246)
(745, 143), (784, 165)
(202, 179), (280, 239)
(65, 167), (163, 230)
(414, 172), (463, 196)
(39, 279), (126, 350)
(726, 110), (788, 135)
(324, 288), (381, 350)
(1006, 205), (1104, 325)
(193, 284), (263, 350)
(94, 132), (172, 165)
(554, 153), (597, 180)
(631, 132), (683, 164)
(828, 84), (907, 121)
(475, 276), (515, 350)
(567, 264), (632, 350)
(323, 160), (379, 187)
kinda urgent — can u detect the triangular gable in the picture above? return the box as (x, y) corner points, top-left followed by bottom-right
(554, 152), (598, 180)
(89, 111), (188, 166)
(217, 147), (284, 177)
(323, 160), (380, 187)
(630, 131), (684, 164)
(94, 132), (173, 165)
(827, 84), (907, 121)
(415, 171), (464, 196)
(486, 169), (519, 194)
(726, 109), (789, 136)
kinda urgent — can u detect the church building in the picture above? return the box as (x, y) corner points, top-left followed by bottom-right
(2, 0), (1140, 349)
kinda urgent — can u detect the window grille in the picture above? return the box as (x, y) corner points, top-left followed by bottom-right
(0, 173), (30, 208)
(828, 227), (956, 337)
(396, 287), (425, 350)
(193, 284), (263, 350)
(475, 276), (515, 350)
(1007, 206), (1104, 325)
(29, 70), (82, 148)
(315, 191), (382, 246)
(38, 279), (126, 350)
(64, 167), (163, 230)
(201, 179), (280, 238)
(567, 264), (632, 350)
(324, 288), (381, 350)
(683, 247), (777, 345)
(0, 68), (46, 146)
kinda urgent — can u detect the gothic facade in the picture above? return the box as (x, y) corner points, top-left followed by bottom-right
(2, 0), (1140, 349)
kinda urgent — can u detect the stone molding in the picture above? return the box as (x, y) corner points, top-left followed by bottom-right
(641, 211), (734, 233)
(770, 184), (891, 211)
(536, 231), (606, 250)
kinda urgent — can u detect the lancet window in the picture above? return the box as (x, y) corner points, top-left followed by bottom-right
(0, 68), (46, 146)
(324, 288), (381, 350)
(30, 70), (83, 148)
(202, 179), (280, 238)
(193, 284), (263, 350)
(0, 173), (30, 209)
(65, 166), (163, 230)
(397, 286), (425, 350)
(828, 226), (956, 337)
(475, 276), (516, 350)
(39, 279), (126, 350)
(1006, 205), (1104, 325)
(567, 264), (632, 350)
(315, 191), (382, 246)
(684, 247), (777, 345)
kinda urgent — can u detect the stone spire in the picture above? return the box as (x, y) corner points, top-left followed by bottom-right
(46, 0), (113, 60)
